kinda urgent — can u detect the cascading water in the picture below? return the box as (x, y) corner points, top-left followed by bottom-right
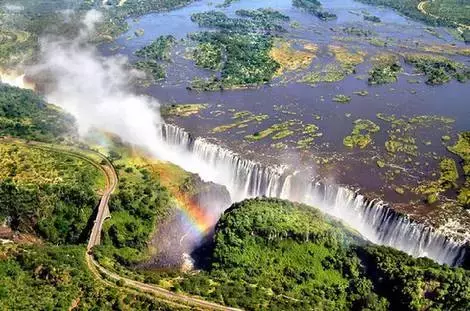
(157, 123), (468, 266)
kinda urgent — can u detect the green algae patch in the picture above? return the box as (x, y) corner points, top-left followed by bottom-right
(343, 119), (380, 149)
(368, 53), (402, 85)
(162, 103), (208, 117)
(333, 94), (351, 103)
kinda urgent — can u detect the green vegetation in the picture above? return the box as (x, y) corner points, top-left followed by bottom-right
(245, 120), (300, 141)
(404, 53), (470, 85)
(189, 32), (278, 88)
(212, 111), (268, 133)
(269, 39), (316, 75)
(188, 10), (291, 88)
(175, 198), (470, 310)
(297, 124), (323, 149)
(0, 85), (75, 142)
(135, 60), (166, 81)
(302, 45), (365, 85)
(364, 15), (381, 22)
(135, 35), (175, 60)
(236, 8), (290, 22)
(0, 142), (103, 244)
(191, 10), (286, 33)
(424, 0), (470, 25)
(448, 132), (470, 208)
(356, 0), (465, 26)
(354, 90), (369, 96)
(333, 94), (352, 103)
(438, 157), (459, 189)
(161, 103), (208, 117)
(134, 35), (175, 80)
(193, 42), (223, 70)
(293, 0), (337, 20)
(0, 244), (181, 310)
(96, 159), (172, 266)
(368, 53), (402, 85)
(217, 0), (240, 8)
(343, 119), (380, 148)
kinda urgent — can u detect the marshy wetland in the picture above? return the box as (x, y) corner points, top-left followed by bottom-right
(98, 0), (470, 236)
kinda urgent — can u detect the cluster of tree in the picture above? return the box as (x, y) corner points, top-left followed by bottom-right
(175, 198), (470, 310)
(448, 132), (470, 208)
(368, 54), (402, 85)
(191, 10), (287, 33)
(404, 53), (470, 85)
(188, 10), (289, 89)
(134, 35), (176, 81)
(0, 143), (103, 244)
(0, 244), (185, 310)
(95, 165), (171, 266)
(0, 85), (76, 142)
(293, 0), (337, 21)
(135, 35), (176, 61)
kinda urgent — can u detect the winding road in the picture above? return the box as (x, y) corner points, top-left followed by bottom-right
(0, 138), (239, 311)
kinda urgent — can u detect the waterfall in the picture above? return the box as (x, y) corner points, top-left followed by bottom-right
(156, 123), (468, 266)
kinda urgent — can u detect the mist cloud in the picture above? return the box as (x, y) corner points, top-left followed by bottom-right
(28, 10), (237, 189)
(30, 10), (164, 157)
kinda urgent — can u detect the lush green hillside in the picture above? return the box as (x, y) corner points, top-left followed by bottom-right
(0, 84), (76, 142)
(175, 198), (470, 311)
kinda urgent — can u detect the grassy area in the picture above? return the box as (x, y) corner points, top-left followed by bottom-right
(269, 39), (316, 76)
(301, 45), (365, 85)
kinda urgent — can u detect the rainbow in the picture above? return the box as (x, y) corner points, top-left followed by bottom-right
(174, 193), (216, 238)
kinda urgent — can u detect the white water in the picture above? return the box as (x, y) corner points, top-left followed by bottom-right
(156, 123), (468, 266)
